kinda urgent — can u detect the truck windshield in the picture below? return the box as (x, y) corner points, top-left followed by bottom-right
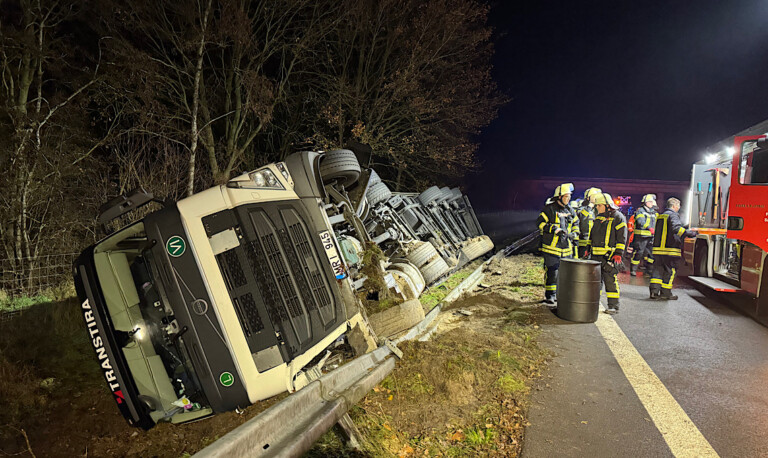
(740, 140), (768, 184)
(93, 222), (212, 424)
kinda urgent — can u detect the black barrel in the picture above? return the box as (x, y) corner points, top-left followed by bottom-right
(557, 258), (601, 323)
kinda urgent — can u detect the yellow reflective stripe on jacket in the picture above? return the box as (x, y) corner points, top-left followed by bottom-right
(635, 229), (652, 236)
(615, 243), (626, 250)
(653, 247), (681, 256)
(592, 247), (610, 255)
(676, 226), (685, 236)
(578, 239), (591, 247)
(616, 222), (626, 230)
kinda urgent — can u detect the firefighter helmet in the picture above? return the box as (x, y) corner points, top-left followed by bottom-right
(554, 183), (574, 197)
(593, 192), (618, 210)
(584, 187), (602, 200)
(642, 193), (656, 204)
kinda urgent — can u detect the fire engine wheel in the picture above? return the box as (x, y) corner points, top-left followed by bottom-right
(418, 186), (443, 206)
(420, 256), (451, 285)
(319, 149), (361, 188)
(368, 169), (382, 186)
(389, 262), (426, 296)
(449, 187), (463, 202)
(367, 182), (393, 206)
(406, 241), (439, 268)
(460, 236), (495, 262)
(367, 299), (425, 338)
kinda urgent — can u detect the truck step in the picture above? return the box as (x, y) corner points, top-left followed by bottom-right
(688, 276), (742, 293)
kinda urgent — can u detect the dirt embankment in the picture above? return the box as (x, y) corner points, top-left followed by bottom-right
(309, 254), (554, 457)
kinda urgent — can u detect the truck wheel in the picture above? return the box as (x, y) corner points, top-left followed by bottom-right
(367, 299), (425, 338)
(319, 149), (361, 188)
(437, 186), (453, 203)
(418, 186), (443, 206)
(388, 270), (418, 300)
(368, 169), (382, 186)
(460, 236), (494, 262)
(694, 242), (708, 276)
(367, 182), (393, 206)
(406, 241), (439, 268)
(389, 262), (426, 296)
(449, 187), (463, 202)
(420, 256), (450, 285)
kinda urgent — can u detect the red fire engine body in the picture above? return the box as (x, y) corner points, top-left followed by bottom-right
(683, 135), (768, 317)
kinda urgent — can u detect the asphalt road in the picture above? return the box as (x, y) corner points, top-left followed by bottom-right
(523, 272), (768, 457)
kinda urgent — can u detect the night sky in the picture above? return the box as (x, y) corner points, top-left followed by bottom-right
(469, 0), (768, 209)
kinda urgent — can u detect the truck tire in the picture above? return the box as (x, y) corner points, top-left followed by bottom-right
(437, 186), (453, 203)
(367, 299), (425, 338)
(449, 187), (463, 202)
(406, 241), (439, 268)
(368, 169), (382, 186)
(418, 186), (443, 206)
(460, 236), (494, 262)
(389, 262), (426, 296)
(420, 256), (450, 285)
(319, 149), (361, 188)
(367, 182), (392, 206)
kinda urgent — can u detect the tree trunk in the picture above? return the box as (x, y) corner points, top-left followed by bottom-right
(187, 0), (212, 197)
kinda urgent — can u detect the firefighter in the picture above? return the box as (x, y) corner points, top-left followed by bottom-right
(588, 192), (627, 314)
(577, 187), (602, 259)
(536, 183), (579, 305)
(650, 197), (697, 300)
(630, 194), (658, 276)
(570, 198), (583, 257)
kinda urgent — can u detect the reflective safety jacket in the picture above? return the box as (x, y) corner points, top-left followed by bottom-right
(577, 204), (596, 247)
(633, 205), (657, 237)
(652, 208), (696, 257)
(590, 210), (628, 258)
(537, 201), (579, 257)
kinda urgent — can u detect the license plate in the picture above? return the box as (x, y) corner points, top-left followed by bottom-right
(319, 230), (347, 280)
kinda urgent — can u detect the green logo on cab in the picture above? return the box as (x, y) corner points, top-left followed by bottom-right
(166, 236), (186, 257)
(219, 371), (234, 387)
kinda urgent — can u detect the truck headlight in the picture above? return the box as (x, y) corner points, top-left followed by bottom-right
(275, 162), (291, 182)
(247, 169), (284, 190)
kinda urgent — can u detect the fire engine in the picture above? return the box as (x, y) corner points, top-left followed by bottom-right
(683, 135), (768, 318)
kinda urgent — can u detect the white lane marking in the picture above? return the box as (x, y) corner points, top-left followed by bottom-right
(595, 306), (719, 458)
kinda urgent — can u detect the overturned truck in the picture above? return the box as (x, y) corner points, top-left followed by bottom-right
(72, 149), (492, 428)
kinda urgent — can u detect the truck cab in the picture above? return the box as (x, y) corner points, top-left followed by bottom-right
(73, 152), (361, 428)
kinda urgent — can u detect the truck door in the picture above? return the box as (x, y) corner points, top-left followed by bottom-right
(727, 135), (768, 253)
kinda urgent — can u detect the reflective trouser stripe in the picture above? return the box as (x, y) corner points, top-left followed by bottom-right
(650, 278), (663, 284)
(646, 257), (654, 263)
(545, 285), (557, 291)
(662, 268), (676, 289)
(607, 291), (620, 298)
(631, 259), (640, 265)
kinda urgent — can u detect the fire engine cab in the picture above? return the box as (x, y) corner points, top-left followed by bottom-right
(684, 135), (768, 318)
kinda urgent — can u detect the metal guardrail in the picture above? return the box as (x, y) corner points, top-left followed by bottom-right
(195, 257), (490, 458)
